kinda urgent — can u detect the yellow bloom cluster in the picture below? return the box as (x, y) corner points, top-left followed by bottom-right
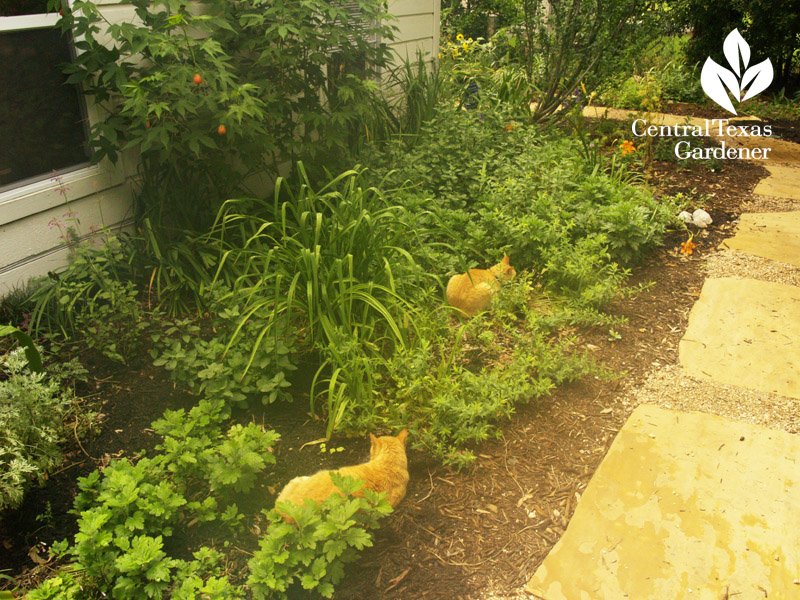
(441, 33), (479, 60)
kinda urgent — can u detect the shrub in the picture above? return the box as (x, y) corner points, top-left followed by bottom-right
(248, 474), (393, 599)
(367, 275), (601, 467)
(600, 36), (705, 108)
(53, 0), (396, 230)
(0, 349), (87, 512)
(441, 0), (521, 41)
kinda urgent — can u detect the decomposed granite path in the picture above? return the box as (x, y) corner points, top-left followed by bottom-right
(523, 109), (800, 600)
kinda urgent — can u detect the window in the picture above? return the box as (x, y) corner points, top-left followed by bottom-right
(0, 0), (90, 193)
(326, 2), (379, 99)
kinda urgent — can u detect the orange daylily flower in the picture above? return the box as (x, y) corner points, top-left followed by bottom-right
(680, 237), (697, 255)
(620, 140), (636, 156)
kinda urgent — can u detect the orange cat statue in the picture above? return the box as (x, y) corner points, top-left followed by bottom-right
(275, 430), (409, 522)
(446, 254), (516, 317)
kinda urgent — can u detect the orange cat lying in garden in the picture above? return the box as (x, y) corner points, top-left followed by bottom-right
(446, 254), (517, 317)
(275, 430), (409, 522)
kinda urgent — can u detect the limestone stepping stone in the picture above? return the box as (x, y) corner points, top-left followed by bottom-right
(526, 404), (800, 600)
(581, 106), (761, 130)
(720, 137), (800, 167)
(753, 166), (800, 200)
(723, 212), (800, 267)
(679, 277), (800, 399)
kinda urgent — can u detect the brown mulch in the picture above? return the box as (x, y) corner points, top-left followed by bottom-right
(0, 150), (771, 598)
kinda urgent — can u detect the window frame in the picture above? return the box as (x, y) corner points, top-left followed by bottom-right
(0, 0), (124, 226)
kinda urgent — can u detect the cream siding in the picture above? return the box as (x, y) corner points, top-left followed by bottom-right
(387, 0), (439, 62)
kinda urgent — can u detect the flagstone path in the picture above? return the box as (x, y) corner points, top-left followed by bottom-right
(524, 109), (800, 599)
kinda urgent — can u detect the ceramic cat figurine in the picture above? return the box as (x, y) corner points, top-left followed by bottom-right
(275, 430), (409, 522)
(446, 254), (517, 317)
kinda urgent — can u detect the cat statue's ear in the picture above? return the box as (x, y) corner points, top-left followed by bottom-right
(502, 254), (510, 266)
(397, 429), (409, 445)
(370, 433), (378, 447)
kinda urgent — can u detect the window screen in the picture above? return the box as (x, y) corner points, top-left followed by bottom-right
(0, 1), (90, 192)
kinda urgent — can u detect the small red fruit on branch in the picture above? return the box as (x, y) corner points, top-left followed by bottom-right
(193, 74), (203, 85)
(218, 124), (227, 135)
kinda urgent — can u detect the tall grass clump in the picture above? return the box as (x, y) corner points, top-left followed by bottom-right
(207, 166), (435, 436)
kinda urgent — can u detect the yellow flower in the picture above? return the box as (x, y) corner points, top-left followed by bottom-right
(462, 42), (469, 52)
(439, 52), (443, 59)
(452, 49), (459, 59)
(457, 33), (464, 41)
(620, 140), (636, 156)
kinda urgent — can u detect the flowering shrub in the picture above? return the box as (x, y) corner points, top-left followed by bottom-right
(441, 33), (483, 61)
(51, 0), (395, 230)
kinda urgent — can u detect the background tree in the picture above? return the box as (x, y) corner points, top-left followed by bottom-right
(517, 0), (660, 121)
(441, 0), (521, 40)
(668, 0), (799, 90)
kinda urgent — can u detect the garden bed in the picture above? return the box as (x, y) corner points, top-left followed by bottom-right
(1, 155), (768, 599)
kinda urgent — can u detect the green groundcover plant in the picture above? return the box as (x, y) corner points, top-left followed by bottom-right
(28, 398), (276, 599)
(249, 475), (393, 599)
(25, 396), (391, 600)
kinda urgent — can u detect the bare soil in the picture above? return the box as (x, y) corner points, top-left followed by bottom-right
(0, 144), (770, 598)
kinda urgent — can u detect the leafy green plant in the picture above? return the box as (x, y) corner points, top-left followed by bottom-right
(0, 349), (87, 511)
(248, 474), (393, 599)
(600, 36), (705, 108)
(28, 236), (136, 337)
(40, 397), (273, 599)
(369, 275), (601, 467)
(206, 166), (432, 435)
(75, 278), (151, 364)
(152, 398), (280, 496)
(151, 301), (296, 409)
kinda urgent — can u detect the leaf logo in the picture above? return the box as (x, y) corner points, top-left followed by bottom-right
(701, 29), (773, 115)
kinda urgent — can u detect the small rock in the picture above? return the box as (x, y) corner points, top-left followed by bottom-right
(678, 211), (693, 223)
(692, 209), (713, 228)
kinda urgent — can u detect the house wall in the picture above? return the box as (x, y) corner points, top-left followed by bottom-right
(0, 0), (440, 296)
(388, 0), (440, 64)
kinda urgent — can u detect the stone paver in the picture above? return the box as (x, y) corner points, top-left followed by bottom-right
(719, 136), (800, 167)
(581, 106), (761, 129)
(678, 277), (800, 399)
(525, 404), (800, 600)
(722, 212), (800, 266)
(753, 166), (800, 199)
